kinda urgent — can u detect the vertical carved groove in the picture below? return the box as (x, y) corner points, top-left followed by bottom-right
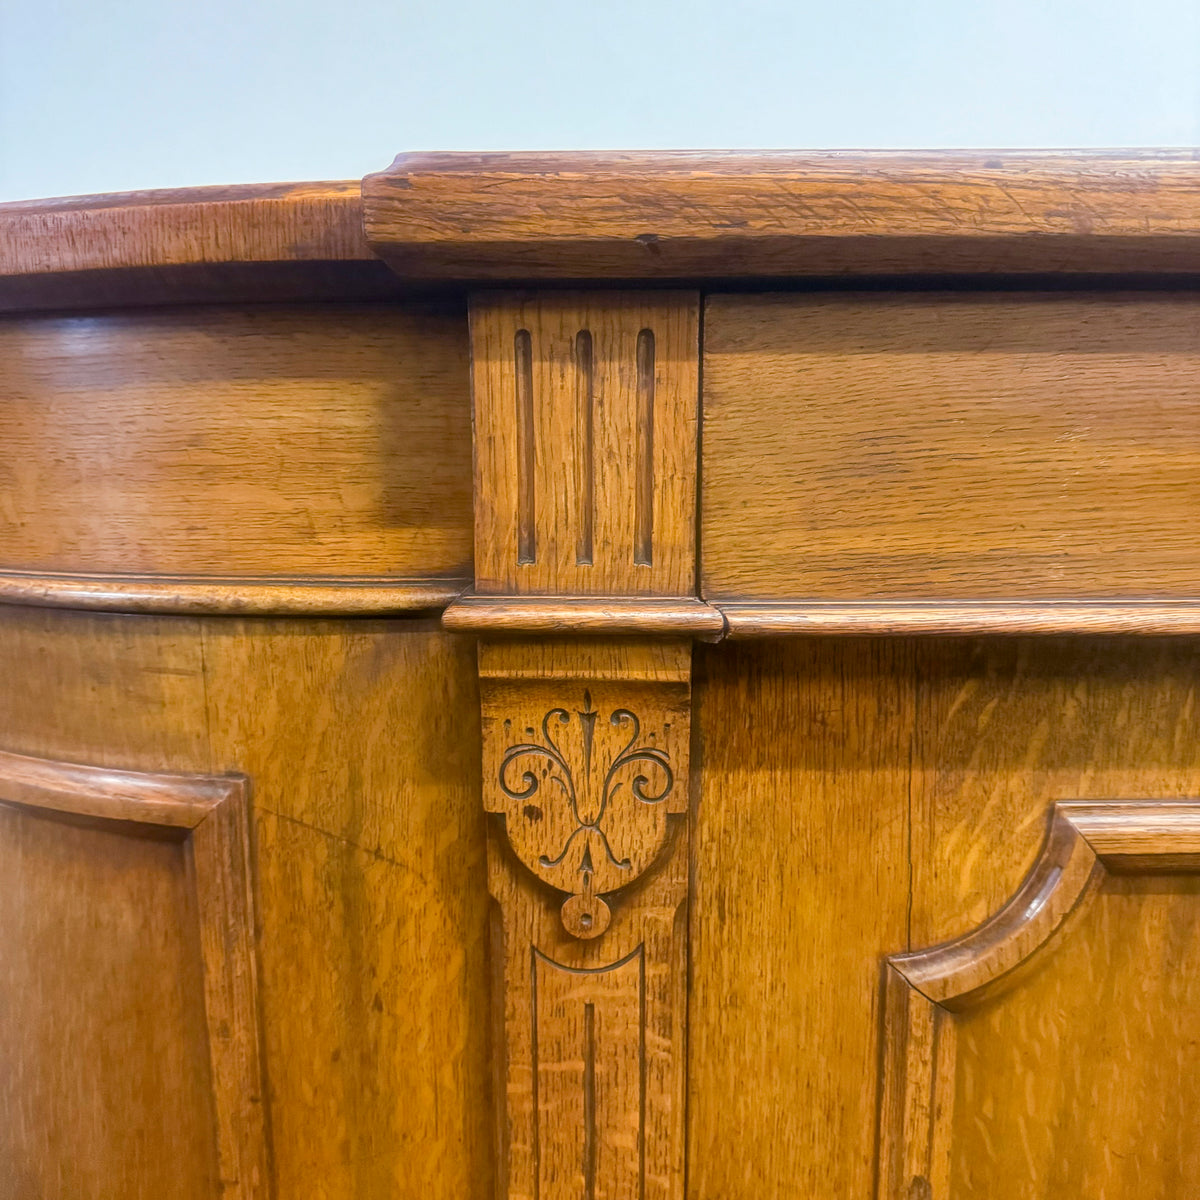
(634, 328), (655, 566)
(638, 947), (647, 1200)
(575, 330), (595, 565)
(531, 943), (541, 1200)
(515, 328), (536, 564)
(583, 1001), (597, 1200)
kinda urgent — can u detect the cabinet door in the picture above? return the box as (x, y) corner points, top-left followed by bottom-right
(689, 637), (1200, 1200)
(0, 753), (263, 1200)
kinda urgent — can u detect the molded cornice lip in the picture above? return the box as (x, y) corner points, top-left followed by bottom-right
(364, 150), (1200, 281)
(718, 599), (1200, 637)
(9, 575), (1200, 634)
(0, 569), (467, 616)
(443, 593), (726, 638)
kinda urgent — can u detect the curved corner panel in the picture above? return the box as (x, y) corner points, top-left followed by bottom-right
(0, 748), (267, 1200)
(879, 798), (1200, 1200)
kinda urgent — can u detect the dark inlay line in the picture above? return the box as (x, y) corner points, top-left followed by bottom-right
(583, 1000), (597, 1200)
(531, 944), (541, 1200)
(515, 328), (536, 564)
(638, 949), (646, 1200)
(634, 328), (655, 566)
(575, 329), (595, 565)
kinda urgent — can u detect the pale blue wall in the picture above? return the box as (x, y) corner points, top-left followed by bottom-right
(2, 0), (1198, 200)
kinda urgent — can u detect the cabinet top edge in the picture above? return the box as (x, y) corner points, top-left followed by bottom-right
(364, 149), (1200, 283)
(0, 178), (397, 314)
(12, 153), (1200, 309)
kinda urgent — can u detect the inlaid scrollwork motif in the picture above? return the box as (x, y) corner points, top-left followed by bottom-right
(493, 690), (676, 938)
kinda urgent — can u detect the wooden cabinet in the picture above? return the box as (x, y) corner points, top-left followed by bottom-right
(3, 153), (1200, 1198)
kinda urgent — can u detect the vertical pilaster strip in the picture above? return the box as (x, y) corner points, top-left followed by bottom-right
(464, 291), (701, 1199)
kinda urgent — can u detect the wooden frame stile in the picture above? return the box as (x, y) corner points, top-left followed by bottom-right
(454, 290), (709, 1199)
(0, 748), (269, 1200)
(877, 799), (1200, 1200)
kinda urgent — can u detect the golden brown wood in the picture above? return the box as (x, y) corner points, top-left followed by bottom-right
(880, 637), (1200, 1200)
(467, 286), (702, 1199)
(703, 292), (1200, 605)
(882, 799), (1200, 1200)
(15, 155), (1200, 1200)
(908, 638), (1200, 946)
(0, 606), (493, 1198)
(0, 746), (266, 1199)
(720, 599), (1200, 637)
(480, 639), (688, 1200)
(0, 571), (463, 616)
(0, 805), (217, 1200)
(201, 618), (494, 1199)
(364, 151), (1200, 280)
(688, 639), (914, 1200)
(443, 595), (723, 638)
(0, 303), (472, 592)
(469, 292), (699, 598)
(0, 182), (401, 312)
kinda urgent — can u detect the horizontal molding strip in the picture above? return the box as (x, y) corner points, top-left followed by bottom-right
(719, 600), (1200, 637)
(11, 576), (1199, 635)
(0, 570), (467, 616)
(364, 150), (1200, 280)
(442, 594), (726, 637)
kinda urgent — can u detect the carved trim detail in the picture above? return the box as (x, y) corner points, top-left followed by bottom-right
(878, 798), (1200, 1199)
(531, 944), (647, 1198)
(443, 594), (725, 638)
(480, 639), (688, 1200)
(496, 691), (675, 938)
(0, 748), (268, 1200)
(470, 293), (699, 597)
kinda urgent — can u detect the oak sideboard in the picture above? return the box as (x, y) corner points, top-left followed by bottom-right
(4, 152), (1200, 1199)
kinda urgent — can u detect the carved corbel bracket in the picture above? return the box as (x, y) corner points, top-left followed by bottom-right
(481, 640), (689, 1198)
(482, 640), (689, 940)
(460, 291), (699, 1199)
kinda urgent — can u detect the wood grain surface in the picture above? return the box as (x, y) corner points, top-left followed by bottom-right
(689, 638), (913, 1199)
(0, 181), (401, 312)
(946, 874), (1200, 1198)
(883, 797), (1200, 1199)
(0, 571), (464, 616)
(478, 638), (689, 1200)
(12, 153), (1200, 1200)
(364, 151), (1200, 279)
(201, 619), (493, 1199)
(0, 805), (218, 1200)
(688, 636), (1200, 1198)
(885, 637), (1200, 1199)
(909, 638), (1200, 945)
(0, 302), (472, 586)
(0, 608), (224, 1199)
(703, 291), (1200, 604)
(0, 749), (266, 1198)
(720, 600), (1200, 637)
(443, 595), (723, 637)
(470, 292), (698, 597)
(0, 608), (493, 1199)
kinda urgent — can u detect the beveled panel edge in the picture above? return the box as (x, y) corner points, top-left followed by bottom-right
(718, 600), (1200, 637)
(0, 747), (269, 1199)
(878, 797), (1200, 1198)
(887, 810), (1099, 1009)
(364, 150), (1200, 281)
(444, 594), (725, 638)
(889, 798), (1200, 1009)
(0, 570), (468, 616)
(0, 745), (239, 829)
